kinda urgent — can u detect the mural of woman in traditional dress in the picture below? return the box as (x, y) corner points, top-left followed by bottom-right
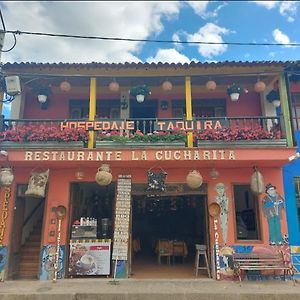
(262, 183), (285, 245)
(215, 183), (229, 244)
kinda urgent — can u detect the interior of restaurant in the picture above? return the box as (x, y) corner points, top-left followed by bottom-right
(130, 194), (208, 278)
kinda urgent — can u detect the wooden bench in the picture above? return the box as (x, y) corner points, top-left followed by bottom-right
(233, 252), (294, 283)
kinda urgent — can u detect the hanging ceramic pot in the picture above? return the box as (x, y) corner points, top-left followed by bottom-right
(95, 164), (112, 186)
(0, 167), (14, 186)
(250, 168), (264, 195)
(186, 170), (203, 189)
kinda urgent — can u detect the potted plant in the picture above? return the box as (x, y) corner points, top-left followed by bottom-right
(130, 85), (151, 103)
(31, 84), (52, 109)
(227, 83), (242, 101)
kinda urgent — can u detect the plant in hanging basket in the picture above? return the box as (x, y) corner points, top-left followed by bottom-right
(129, 85), (151, 97)
(227, 83), (242, 95)
(31, 84), (52, 96)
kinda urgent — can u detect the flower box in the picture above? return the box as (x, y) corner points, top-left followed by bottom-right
(197, 139), (287, 148)
(96, 140), (185, 149)
(1, 141), (85, 149)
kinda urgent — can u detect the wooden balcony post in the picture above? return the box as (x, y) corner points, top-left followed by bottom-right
(279, 73), (293, 147)
(185, 76), (193, 148)
(88, 77), (97, 149)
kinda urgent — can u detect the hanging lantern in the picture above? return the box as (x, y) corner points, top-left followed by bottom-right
(186, 170), (203, 189)
(162, 80), (173, 91)
(60, 81), (71, 92)
(254, 80), (266, 93)
(206, 80), (217, 91)
(95, 164), (112, 186)
(250, 168), (265, 195)
(209, 168), (219, 180)
(0, 167), (14, 186)
(75, 169), (85, 180)
(108, 81), (120, 92)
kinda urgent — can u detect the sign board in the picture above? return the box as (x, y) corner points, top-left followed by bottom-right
(112, 175), (132, 261)
(69, 240), (111, 276)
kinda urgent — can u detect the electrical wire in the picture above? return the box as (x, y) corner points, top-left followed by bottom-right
(7, 29), (300, 47)
(0, 32), (17, 52)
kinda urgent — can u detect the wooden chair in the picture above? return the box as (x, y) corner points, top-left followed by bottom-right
(157, 240), (172, 265)
(172, 240), (186, 264)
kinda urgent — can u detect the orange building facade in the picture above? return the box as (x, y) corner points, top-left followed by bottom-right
(0, 61), (297, 281)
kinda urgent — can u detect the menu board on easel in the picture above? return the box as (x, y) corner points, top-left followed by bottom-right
(112, 174), (132, 261)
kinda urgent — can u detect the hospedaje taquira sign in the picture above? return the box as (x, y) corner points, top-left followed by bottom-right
(60, 119), (228, 131)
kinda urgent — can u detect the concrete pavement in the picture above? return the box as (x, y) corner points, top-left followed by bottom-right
(0, 278), (299, 300)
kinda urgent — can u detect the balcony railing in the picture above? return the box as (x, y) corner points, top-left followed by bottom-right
(0, 116), (285, 148)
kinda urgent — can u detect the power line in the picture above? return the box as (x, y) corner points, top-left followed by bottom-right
(6, 29), (300, 47)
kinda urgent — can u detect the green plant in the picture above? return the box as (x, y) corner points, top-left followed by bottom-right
(130, 85), (151, 97)
(31, 84), (52, 96)
(227, 83), (242, 95)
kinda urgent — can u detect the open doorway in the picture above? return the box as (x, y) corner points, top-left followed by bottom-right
(8, 184), (45, 279)
(130, 194), (209, 279)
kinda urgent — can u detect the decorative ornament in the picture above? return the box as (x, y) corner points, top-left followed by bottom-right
(254, 80), (266, 93)
(60, 81), (71, 92)
(186, 170), (203, 189)
(162, 80), (173, 91)
(208, 202), (221, 217)
(147, 167), (167, 192)
(250, 167), (265, 195)
(75, 169), (85, 180)
(0, 167), (14, 186)
(95, 164), (112, 186)
(206, 80), (217, 91)
(210, 168), (219, 180)
(25, 169), (49, 198)
(108, 81), (120, 92)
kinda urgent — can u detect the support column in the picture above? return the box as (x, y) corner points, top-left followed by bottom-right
(185, 76), (193, 148)
(88, 78), (96, 149)
(279, 73), (293, 147)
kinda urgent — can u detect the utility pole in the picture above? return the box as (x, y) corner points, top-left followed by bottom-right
(0, 9), (6, 131)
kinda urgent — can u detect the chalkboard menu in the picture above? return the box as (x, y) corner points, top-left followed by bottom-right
(112, 175), (132, 261)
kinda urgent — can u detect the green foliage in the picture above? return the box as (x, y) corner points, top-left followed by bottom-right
(130, 85), (151, 97)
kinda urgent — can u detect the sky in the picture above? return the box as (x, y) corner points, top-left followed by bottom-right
(0, 1), (299, 65)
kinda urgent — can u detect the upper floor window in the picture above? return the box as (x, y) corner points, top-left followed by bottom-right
(294, 177), (300, 228)
(233, 184), (260, 241)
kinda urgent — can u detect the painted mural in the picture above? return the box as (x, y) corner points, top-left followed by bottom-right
(40, 244), (65, 280)
(0, 246), (7, 282)
(290, 246), (300, 278)
(215, 183), (229, 244)
(262, 183), (286, 245)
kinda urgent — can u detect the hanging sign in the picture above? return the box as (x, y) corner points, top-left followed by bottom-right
(0, 187), (11, 247)
(112, 175), (132, 261)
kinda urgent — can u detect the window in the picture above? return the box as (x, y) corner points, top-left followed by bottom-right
(294, 177), (300, 227)
(233, 185), (260, 240)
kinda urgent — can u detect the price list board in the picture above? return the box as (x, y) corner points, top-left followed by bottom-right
(112, 175), (132, 261)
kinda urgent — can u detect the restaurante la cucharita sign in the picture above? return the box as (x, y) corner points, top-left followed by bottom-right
(24, 149), (236, 161)
(60, 119), (227, 131)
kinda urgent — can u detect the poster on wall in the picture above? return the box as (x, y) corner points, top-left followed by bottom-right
(69, 240), (111, 276)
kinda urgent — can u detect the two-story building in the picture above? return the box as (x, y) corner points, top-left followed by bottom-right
(0, 61), (297, 281)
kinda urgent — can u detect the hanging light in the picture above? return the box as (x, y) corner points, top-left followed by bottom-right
(60, 80), (71, 92)
(254, 80), (266, 93)
(162, 80), (173, 91)
(75, 169), (85, 180)
(209, 168), (219, 180)
(108, 81), (120, 92)
(206, 80), (217, 91)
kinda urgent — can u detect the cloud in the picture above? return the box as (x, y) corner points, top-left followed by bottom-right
(187, 1), (227, 19)
(146, 48), (191, 63)
(272, 29), (291, 47)
(187, 23), (232, 58)
(253, 1), (298, 22)
(0, 1), (181, 63)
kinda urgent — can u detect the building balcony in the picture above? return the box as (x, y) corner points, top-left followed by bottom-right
(0, 116), (286, 150)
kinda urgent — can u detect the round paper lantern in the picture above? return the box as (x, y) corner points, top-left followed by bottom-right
(60, 81), (71, 92)
(186, 170), (203, 189)
(0, 167), (14, 186)
(95, 164), (112, 186)
(206, 80), (217, 91)
(162, 80), (173, 91)
(108, 81), (120, 92)
(254, 81), (266, 93)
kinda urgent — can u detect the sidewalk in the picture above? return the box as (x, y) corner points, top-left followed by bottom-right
(0, 278), (299, 300)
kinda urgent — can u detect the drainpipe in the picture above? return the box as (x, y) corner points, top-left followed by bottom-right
(185, 76), (193, 148)
(279, 73), (293, 147)
(88, 78), (96, 149)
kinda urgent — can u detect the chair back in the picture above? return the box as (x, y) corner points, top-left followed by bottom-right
(195, 244), (207, 251)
